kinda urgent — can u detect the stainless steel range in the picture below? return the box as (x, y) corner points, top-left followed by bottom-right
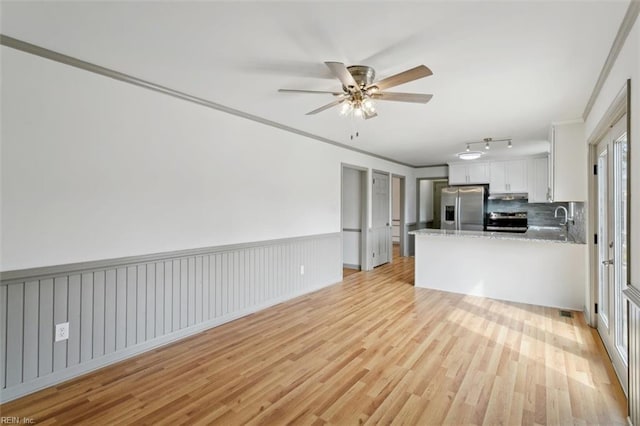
(486, 211), (528, 233)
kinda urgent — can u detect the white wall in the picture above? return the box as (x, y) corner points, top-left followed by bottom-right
(1, 47), (416, 270)
(342, 167), (362, 266)
(392, 177), (401, 221)
(585, 18), (639, 286)
(342, 168), (362, 229)
(419, 180), (434, 223)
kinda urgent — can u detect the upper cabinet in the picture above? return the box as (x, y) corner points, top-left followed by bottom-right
(447, 163), (467, 184)
(467, 163), (490, 183)
(489, 160), (528, 193)
(549, 121), (587, 201)
(448, 162), (490, 184)
(449, 157), (548, 201)
(527, 156), (549, 203)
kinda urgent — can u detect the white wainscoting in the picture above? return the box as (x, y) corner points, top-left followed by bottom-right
(0, 233), (341, 402)
(625, 286), (640, 426)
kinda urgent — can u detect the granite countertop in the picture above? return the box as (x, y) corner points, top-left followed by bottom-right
(409, 226), (584, 244)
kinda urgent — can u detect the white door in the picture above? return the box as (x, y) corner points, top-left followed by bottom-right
(596, 114), (628, 394)
(372, 171), (391, 267)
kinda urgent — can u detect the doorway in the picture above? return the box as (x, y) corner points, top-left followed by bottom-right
(595, 113), (628, 395)
(391, 175), (406, 258)
(341, 165), (367, 274)
(372, 170), (391, 267)
(416, 178), (448, 229)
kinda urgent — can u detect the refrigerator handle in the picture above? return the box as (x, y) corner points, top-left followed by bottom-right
(456, 195), (460, 230)
(454, 196), (457, 230)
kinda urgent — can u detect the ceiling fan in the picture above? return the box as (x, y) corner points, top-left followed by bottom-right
(278, 62), (433, 120)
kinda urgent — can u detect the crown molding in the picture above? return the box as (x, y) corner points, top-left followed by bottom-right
(413, 164), (448, 169)
(583, 0), (640, 119)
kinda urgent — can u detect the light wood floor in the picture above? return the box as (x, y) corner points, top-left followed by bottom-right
(343, 267), (360, 277)
(1, 252), (627, 424)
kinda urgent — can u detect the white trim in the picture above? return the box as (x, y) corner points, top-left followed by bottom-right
(583, 0), (640, 119)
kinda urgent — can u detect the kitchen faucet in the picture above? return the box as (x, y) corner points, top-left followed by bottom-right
(554, 206), (569, 226)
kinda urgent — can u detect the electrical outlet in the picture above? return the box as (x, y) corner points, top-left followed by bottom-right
(55, 322), (69, 342)
(300, 265), (305, 275)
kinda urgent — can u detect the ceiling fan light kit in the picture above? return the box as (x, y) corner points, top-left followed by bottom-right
(278, 61), (433, 121)
(456, 137), (513, 160)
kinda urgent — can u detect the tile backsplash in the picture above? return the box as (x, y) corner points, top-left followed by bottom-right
(487, 199), (586, 243)
(567, 202), (586, 243)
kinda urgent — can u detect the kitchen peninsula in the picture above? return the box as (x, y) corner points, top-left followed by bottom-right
(410, 228), (587, 310)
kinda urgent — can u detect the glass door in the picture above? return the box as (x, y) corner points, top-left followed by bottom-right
(596, 114), (628, 395)
(613, 120), (628, 368)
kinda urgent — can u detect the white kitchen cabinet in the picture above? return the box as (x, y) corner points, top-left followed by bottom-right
(489, 160), (528, 193)
(549, 121), (587, 201)
(527, 156), (549, 203)
(467, 163), (490, 183)
(448, 164), (468, 184)
(448, 162), (489, 184)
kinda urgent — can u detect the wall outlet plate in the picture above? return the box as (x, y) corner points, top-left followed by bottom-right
(55, 322), (69, 342)
(300, 265), (305, 275)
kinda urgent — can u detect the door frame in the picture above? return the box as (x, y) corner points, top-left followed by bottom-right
(593, 114), (629, 395)
(340, 163), (369, 272)
(391, 174), (406, 258)
(587, 81), (630, 328)
(586, 81), (630, 396)
(595, 137), (614, 352)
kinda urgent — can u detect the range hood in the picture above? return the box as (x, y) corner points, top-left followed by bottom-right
(488, 192), (528, 201)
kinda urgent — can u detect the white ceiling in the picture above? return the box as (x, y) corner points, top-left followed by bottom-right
(1, 1), (630, 166)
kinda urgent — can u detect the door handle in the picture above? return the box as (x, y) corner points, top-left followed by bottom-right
(602, 259), (614, 265)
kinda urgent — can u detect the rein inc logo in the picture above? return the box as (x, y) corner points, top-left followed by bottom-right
(0, 418), (35, 424)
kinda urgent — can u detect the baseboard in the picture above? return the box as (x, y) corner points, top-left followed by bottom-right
(342, 263), (361, 270)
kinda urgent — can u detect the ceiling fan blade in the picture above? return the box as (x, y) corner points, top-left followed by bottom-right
(325, 62), (361, 94)
(372, 92), (433, 103)
(306, 97), (346, 115)
(369, 65), (433, 91)
(279, 88), (343, 95)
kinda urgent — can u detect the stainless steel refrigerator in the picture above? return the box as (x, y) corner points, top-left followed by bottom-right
(440, 186), (487, 231)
